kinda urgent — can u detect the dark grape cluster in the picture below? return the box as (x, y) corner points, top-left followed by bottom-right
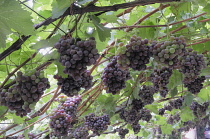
(190, 101), (209, 118)
(152, 36), (186, 68)
(49, 95), (82, 137)
(0, 71), (50, 117)
(102, 56), (131, 94)
(180, 48), (206, 84)
(158, 98), (182, 115)
(140, 109), (152, 122)
(117, 35), (153, 70)
(120, 109), (141, 125)
(131, 123), (141, 134)
(169, 97), (184, 109)
(57, 95), (82, 118)
(180, 121), (196, 132)
(54, 36), (99, 80)
(131, 99), (144, 111)
(138, 85), (157, 105)
(84, 113), (110, 134)
(73, 127), (89, 139)
(55, 70), (93, 97)
(119, 109), (142, 134)
(150, 66), (173, 97)
(117, 128), (129, 139)
(184, 76), (206, 95)
(167, 113), (180, 125)
(49, 109), (72, 136)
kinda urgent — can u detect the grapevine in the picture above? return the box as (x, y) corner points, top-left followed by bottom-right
(0, 71), (50, 117)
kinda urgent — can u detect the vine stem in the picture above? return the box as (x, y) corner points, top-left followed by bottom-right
(111, 12), (208, 32)
(78, 84), (103, 116)
(187, 38), (210, 46)
(0, 52), (37, 89)
(102, 7), (135, 26)
(38, 86), (61, 116)
(111, 25), (168, 30)
(81, 83), (101, 97)
(125, 4), (170, 32)
(6, 114), (50, 137)
(89, 47), (112, 74)
(78, 82), (103, 111)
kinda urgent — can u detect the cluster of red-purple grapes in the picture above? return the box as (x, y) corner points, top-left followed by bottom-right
(117, 128), (129, 139)
(184, 76), (206, 95)
(49, 95), (82, 137)
(138, 85), (157, 105)
(152, 36), (186, 68)
(119, 108), (152, 134)
(150, 66), (173, 97)
(84, 113), (110, 134)
(49, 109), (72, 136)
(6, 133), (38, 139)
(54, 37), (99, 79)
(54, 70), (93, 97)
(180, 48), (206, 84)
(0, 71), (50, 117)
(190, 101), (209, 118)
(131, 99), (145, 111)
(158, 97), (183, 115)
(117, 35), (153, 71)
(73, 126), (89, 139)
(101, 56), (131, 94)
(54, 36), (99, 97)
(167, 113), (180, 125)
(179, 48), (206, 95)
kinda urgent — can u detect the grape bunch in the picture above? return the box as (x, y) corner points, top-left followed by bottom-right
(117, 35), (153, 71)
(131, 124), (141, 134)
(140, 109), (152, 122)
(131, 99), (145, 111)
(49, 95), (82, 137)
(190, 101), (209, 118)
(180, 121), (196, 132)
(167, 113), (180, 125)
(180, 48), (206, 84)
(117, 128), (129, 139)
(73, 127), (89, 139)
(54, 36), (99, 80)
(152, 36), (186, 68)
(169, 97), (184, 109)
(138, 85), (157, 105)
(150, 66), (173, 97)
(84, 113), (110, 134)
(55, 70), (93, 97)
(102, 56), (131, 94)
(184, 76), (206, 95)
(58, 95), (82, 118)
(0, 71), (50, 117)
(49, 109), (73, 136)
(158, 98), (182, 115)
(120, 109), (141, 125)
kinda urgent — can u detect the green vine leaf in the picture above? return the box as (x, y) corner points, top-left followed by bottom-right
(0, 0), (35, 48)
(90, 15), (111, 42)
(51, 0), (74, 19)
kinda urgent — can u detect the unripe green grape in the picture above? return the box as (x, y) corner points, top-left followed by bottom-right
(164, 54), (170, 59)
(160, 58), (165, 62)
(165, 49), (169, 54)
(169, 61), (173, 65)
(29, 103), (35, 109)
(169, 48), (175, 54)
